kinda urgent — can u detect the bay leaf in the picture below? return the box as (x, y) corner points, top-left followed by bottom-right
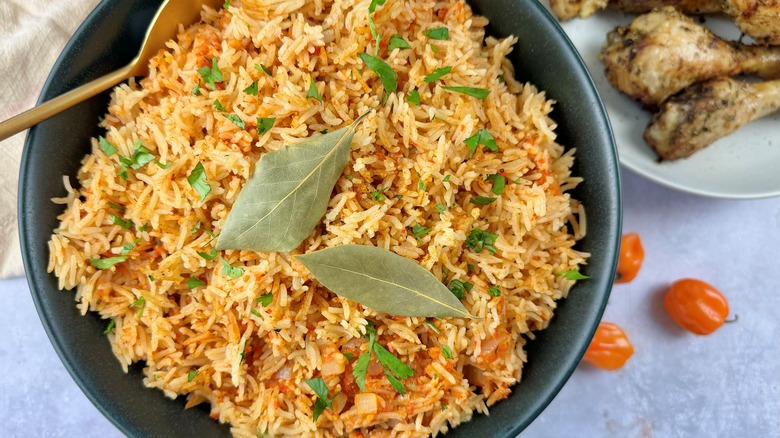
(217, 112), (370, 252)
(295, 245), (475, 319)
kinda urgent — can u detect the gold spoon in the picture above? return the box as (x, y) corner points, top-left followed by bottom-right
(0, 0), (223, 142)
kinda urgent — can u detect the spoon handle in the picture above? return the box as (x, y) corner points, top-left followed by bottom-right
(0, 63), (135, 142)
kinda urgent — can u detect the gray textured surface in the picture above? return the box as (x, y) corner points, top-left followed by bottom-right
(2, 169), (779, 437)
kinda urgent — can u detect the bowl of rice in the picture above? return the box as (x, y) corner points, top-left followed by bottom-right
(20, 0), (620, 437)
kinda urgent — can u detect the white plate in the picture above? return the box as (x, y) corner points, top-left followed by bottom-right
(545, 7), (780, 199)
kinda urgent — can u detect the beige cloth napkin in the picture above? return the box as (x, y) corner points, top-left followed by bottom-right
(0, 0), (100, 278)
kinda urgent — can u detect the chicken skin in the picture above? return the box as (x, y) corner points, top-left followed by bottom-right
(645, 77), (780, 160)
(600, 8), (780, 108)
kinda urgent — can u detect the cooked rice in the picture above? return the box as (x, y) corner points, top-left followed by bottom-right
(47, 0), (588, 436)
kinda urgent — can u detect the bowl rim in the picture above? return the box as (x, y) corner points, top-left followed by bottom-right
(19, 0), (621, 436)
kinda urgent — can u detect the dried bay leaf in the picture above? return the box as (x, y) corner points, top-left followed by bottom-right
(217, 112), (370, 252)
(295, 245), (475, 319)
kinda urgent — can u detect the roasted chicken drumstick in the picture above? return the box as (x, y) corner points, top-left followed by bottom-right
(551, 0), (780, 46)
(600, 8), (780, 108)
(645, 77), (780, 160)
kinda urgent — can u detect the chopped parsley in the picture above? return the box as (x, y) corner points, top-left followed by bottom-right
(418, 179), (426, 190)
(221, 259), (244, 279)
(130, 296), (145, 317)
(442, 86), (490, 100)
(155, 160), (172, 169)
(187, 277), (205, 289)
(251, 309), (262, 318)
(448, 279), (473, 299)
(486, 174), (506, 195)
(255, 63), (272, 75)
(121, 239), (140, 256)
(488, 286), (502, 297)
(89, 256), (127, 270)
(424, 66), (452, 83)
(197, 248), (217, 261)
(191, 220), (201, 234)
(107, 202), (124, 211)
(307, 77), (322, 102)
(388, 34), (411, 51)
(371, 188), (387, 201)
(243, 81), (259, 95)
(224, 0), (231, 8)
(187, 162), (211, 201)
(354, 322), (413, 394)
(358, 53), (396, 104)
(344, 352), (354, 362)
(423, 27), (450, 40)
(103, 319), (115, 335)
(110, 214), (133, 229)
(257, 293), (273, 307)
(117, 140), (156, 178)
(464, 129), (498, 157)
(99, 136), (118, 156)
(425, 319), (440, 334)
(213, 99), (227, 112)
(435, 203), (446, 213)
(443, 174), (451, 183)
(187, 369), (198, 382)
(139, 224), (149, 232)
(411, 223), (431, 241)
(257, 117), (275, 135)
(197, 57), (223, 89)
(406, 89), (421, 105)
(305, 377), (337, 422)
(192, 83), (201, 96)
(441, 345), (453, 359)
(465, 229), (498, 255)
(223, 113), (246, 129)
(559, 269), (590, 281)
(470, 196), (497, 205)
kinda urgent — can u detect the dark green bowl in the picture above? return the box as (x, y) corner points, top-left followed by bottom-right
(20, 1), (620, 436)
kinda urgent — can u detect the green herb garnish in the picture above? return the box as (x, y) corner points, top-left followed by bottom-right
(371, 188), (387, 201)
(187, 277), (205, 289)
(99, 136), (118, 156)
(213, 99), (227, 112)
(388, 34), (411, 51)
(251, 309), (262, 318)
(441, 345), (453, 359)
(488, 286), (501, 297)
(486, 174), (506, 195)
(255, 63), (272, 75)
(89, 256), (127, 270)
(256, 293), (273, 307)
(197, 248), (217, 261)
(448, 279), (473, 299)
(221, 259), (244, 279)
(406, 89), (421, 105)
(223, 113), (246, 129)
(307, 77), (322, 102)
(423, 27), (449, 40)
(197, 57), (223, 89)
(243, 81), (259, 96)
(443, 174), (451, 183)
(107, 202), (124, 211)
(411, 223), (431, 241)
(187, 369), (198, 382)
(435, 203), (446, 213)
(121, 239), (140, 256)
(188, 162), (211, 201)
(224, 0), (231, 8)
(559, 269), (590, 281)
(424, 66), (452, 83)
(344, 352), (354, 362)
(442, 86), (490, 100)
(192, 83), (201, 96)
(305, 377), (337, 422)
(464, 129), (498, 157)
(470, 196), (496, 205)
(465, 229), (498, 254)
(103, 319), (115, 335)
(110, 214), (133, 229)
(130, 296), (145, 317)
(358, 53), (397, 104)
(353, 322), (413, 395)
(425, 319), (440, 334)
(257, 117), (275, 135)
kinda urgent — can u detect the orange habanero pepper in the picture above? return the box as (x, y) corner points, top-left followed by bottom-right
(616, 233), (644, 283)
(583, 322), (634, 371)
(663, 279), (730, 335)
